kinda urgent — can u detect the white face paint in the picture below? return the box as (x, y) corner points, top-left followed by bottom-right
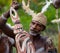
(29, 30), (38, 36)
(29, 31), (39, 36)
(29, 30), (40, 36)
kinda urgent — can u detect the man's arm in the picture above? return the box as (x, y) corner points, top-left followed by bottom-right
(0, 1), (20, 38)
(45, 37), (57, 53)
(0, 24), (15, 38)
(2, 1), (20, 19)
(0, 1), (20, 24)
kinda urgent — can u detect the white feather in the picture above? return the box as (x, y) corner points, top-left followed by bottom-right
(41, 0), (52, 13)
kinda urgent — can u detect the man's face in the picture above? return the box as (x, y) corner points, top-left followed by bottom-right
(29, 20), (44, 36)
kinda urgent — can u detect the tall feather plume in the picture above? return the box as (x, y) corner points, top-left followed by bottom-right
(22, 0), (36, 17)
(41, 0), (52, 13)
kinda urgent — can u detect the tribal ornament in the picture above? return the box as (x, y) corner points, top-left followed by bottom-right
(22, 0), (47, 26)
(22, 0), (36, 17)
(22, 0), (52, 16)
(10, 7), (35, 53)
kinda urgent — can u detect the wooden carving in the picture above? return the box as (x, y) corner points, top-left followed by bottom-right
(10, 7), (35, 53)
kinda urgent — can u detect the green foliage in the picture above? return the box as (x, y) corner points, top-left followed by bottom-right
(0, 0), (12, 6)
(13, 47), (16, 53)
(45, 5), (56, 23)
(17, 0), (22, 2)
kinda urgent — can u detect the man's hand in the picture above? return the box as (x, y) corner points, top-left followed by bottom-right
(0, 1), (21, 37)
(11, 1), (20, 10)
(2, 1), (20, 19)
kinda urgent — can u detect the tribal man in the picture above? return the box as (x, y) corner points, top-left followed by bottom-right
(22, 0), (57, 53)
(0, 1), (20, 53)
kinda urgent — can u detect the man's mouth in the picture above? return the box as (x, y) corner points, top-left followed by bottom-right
(30, 29), (38, 33)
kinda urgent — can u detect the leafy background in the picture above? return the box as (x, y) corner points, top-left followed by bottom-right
(0, 0), (60, 53)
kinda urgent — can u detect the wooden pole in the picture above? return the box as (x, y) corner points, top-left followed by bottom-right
(51, 9), (60, 53)
(58, 32), (60, 53)
(56, 9), (60, 53)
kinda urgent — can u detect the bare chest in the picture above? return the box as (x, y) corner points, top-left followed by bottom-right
(33, 40), (46, 53)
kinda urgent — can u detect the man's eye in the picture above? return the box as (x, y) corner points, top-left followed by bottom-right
(32, 22), (35, 25)
(36, 23), (40, 27)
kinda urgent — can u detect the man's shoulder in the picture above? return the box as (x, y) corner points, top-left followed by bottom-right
(40, 35), (53, 44)
(40, 35), (48, 41)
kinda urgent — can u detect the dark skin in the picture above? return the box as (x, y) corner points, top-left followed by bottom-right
(0, 1), (20, 38)
(0, 2), (56, 52)
(29, 20), (45, 37)
(0, 29), (14, 53)
(29, 20), (55, 52)
(29, 20), (47, 52)
(30, 20), (45, 33)
(0, 2), (20, 53)
(0, 29), (2, 34)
